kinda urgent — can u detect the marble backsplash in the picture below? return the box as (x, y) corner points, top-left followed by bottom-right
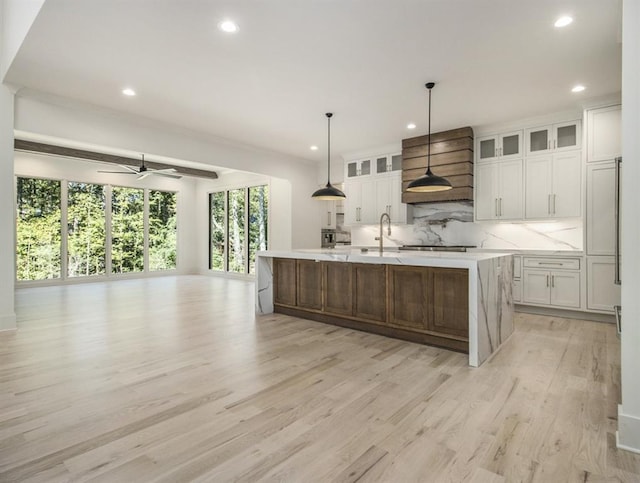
(350, 201), (583, 251)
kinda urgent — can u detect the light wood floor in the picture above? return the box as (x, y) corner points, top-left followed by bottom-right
(1, 276), (639, 482)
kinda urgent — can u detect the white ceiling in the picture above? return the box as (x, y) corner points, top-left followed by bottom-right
(6, 0), (622, 164)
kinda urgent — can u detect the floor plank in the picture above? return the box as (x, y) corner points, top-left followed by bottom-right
(0, 275), (638, 482)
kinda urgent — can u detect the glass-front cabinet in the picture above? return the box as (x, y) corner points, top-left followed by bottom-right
(525, 120), (581, 156)
(346, 158), (372, 178)
(375, 154), (403, 174)
(477, 131), (522, 162)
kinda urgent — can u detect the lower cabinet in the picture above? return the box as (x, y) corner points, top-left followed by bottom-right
(522, 269), (580, 308)
(273, 258), (469, 351)
(586, 256), (621, 313)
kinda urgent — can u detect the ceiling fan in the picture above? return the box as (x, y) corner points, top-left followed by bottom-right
(98, 154), (182, 180)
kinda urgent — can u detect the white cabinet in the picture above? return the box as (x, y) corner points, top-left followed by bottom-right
(525, 152), (581, 219)
(586, 256), (621, 313)
(345, 158), (372, 178)
(512, 255), (522, 303)
(525, 120), (581, 156)
(374, 154), (403, 174)
(586, 162), (616, 255)
(345, 173), (409, 226)
(521, 257), (581, 309)
(322, 200), (336, 229)
(587, 105), (621, 163)
(344, 178), (376, 225)
(522, 269), (580, 308)
(375, 172), (409, 223)
(477, 131), (523, 162)
(475, 159), (523, 220)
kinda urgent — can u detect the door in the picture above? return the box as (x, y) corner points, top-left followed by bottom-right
(273, 258), (296, 306)
(375, 176), (391, 217)
(477, 135), (499, 161)
(525, 156), (552, 218)
(498, 159), (523, 219)
(388, 265), (430, 331)
(323, 262), (353, 316)
(344, 180), (361, 225)
(499, 131), (522, 158)
(587, 162), (616, 255)
(587, 257), (621, 312)
(587, 105), (621, 162)
(359, 178), (377, 224)
(526, 125), (551, 155)
(551, 152), (581, 218)
(296, 259), (323, 310)
(388, 172), (405, 223)
(522, 270), (550, 305)
(475, 163), (498, 220)
(553, 120), (581, 152)
(430, 268), (469, 338)
(353, 263), (387, 322)
(549, 271), (580, 308)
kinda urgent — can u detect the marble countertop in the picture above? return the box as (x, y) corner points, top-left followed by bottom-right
(257, 248), (512, 269)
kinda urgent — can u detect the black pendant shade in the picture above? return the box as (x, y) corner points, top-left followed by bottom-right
(406, 82), (453, 193)
(312, 113), (346, 200)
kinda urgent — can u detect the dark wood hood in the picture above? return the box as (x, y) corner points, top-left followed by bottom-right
(402, 127), (473, 204)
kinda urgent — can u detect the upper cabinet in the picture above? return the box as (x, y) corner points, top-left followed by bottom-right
(475, 159), (523, 221)
(586, 105), (621, 163)
(375, 154), (403, 174)
(525, 120), (581, 156)
(344, 152), (411, 226)
(345, 158), (372, 178)
(477, 130), (523, 162)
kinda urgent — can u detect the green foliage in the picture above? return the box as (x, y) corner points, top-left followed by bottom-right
(111, 186), (144, 274)
(227, 188), (246, 273)
(248, 185), (268, 274)
(67, 182), (106, 277)
(149, 190), (177, 271)
(209, 192), (225, 271)
(16, 178), (62, 280)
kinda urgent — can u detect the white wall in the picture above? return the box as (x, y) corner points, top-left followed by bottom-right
(0, 0), (45, 80)
(618, 0), (640, 454)
(14, 91), (322, 250)
(0, 84), (15, 330)
(14, 151), (199, 277)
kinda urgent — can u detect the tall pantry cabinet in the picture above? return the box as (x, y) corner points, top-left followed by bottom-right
(585, 105), (622, 313)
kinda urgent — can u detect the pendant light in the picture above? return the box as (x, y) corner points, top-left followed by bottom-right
(312, 113), (346, 200)
(406, 82), (453, 192)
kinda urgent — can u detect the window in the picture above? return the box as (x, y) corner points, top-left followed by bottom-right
(16, 177), (61, 280)
(15, 176), (178, 282)
(149, 190), (177, 271)
(209, 184), (268, 275)
(111, 186), (144, 274)
(67, 182), (106, 277)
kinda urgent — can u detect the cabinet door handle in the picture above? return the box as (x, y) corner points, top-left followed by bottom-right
(499, 198), (502, 217)
(615, 157), (622, 285)
(553, 194), (556, 214)
(554, 139), (557, 149)
(546, 275), (549, 287)
(551, 275), (555, 288)
(495, 198), (499, 217)
(327, 211), (331, 226)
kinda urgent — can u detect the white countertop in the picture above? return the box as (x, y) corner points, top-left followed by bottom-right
(257, 248), (512, 269)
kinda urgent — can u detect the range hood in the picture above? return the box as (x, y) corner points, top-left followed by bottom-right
(401, 127), (474, 204)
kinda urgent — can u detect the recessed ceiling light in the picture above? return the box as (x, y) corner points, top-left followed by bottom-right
(572, 84), (586, 93)
(407, 123), (417, 130)
(310, 145), (319, 151)
(219, 20), (239, 33)
(554, 16), (573, 28)
(122, 88), (136, 97)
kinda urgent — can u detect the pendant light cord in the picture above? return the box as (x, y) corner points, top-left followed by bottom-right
(326, 112), (333, 185)
(427, 84), (432, 172)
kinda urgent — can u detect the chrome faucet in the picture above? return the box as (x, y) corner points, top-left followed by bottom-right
(376, 212), (392, 254)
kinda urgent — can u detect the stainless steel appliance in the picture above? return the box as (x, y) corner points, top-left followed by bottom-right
(399, 245), (476, 252)
(615, 156), (622, 337)
(321, 229), (336, 248)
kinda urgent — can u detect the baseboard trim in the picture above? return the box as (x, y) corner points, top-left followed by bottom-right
(617, 407), (640, 454)
(0, 313), (17, 331)
(515, 304), (615, 323)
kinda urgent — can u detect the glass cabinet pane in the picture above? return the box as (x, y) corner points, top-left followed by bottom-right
(480, 138), (496, 159)
(347, 162), (358, 177)
(391, 154), (403, 171)
(361, 159), (371, 175)
(530, 129), (548, 152)
(502, 134), (520, 156)
(557, 125), (577, 148)
(376, 157), (387, 173)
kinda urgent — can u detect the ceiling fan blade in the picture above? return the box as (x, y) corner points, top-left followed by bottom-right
(151, 168), (177, 174)
(97, 170), (135, 174)
(155, 172), (182, 179)
(137, 172), (152, 180)
(120, 165), (139, 173)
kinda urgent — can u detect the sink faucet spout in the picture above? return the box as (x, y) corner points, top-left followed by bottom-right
(377, 212), (391, 254)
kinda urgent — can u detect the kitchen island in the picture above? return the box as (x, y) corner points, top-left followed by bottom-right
(255, 249), (514, 367)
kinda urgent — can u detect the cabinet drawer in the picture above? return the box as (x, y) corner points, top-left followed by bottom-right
(523, 257), (580, 270)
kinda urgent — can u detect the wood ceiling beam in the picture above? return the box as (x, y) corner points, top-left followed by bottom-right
(14, 139), (219, 180)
